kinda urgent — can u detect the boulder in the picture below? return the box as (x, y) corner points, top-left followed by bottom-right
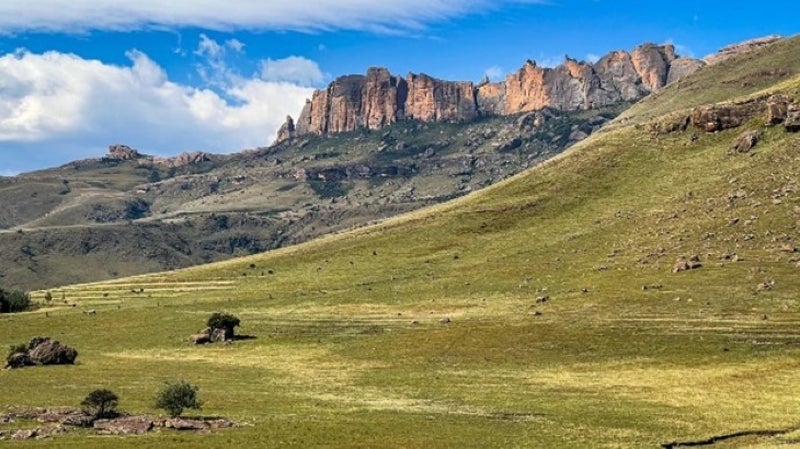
(163, 418), (211, 431)
(765, 94), (790, 125)
(28, 339), (78, 366)
(785, 104), (800, 132)
(189, 333), (211, 345)
(5, 352), (32, 369)
(210, 327), (231, 343)
(732, 130), (761, 153)
(94, 416), (154, 435)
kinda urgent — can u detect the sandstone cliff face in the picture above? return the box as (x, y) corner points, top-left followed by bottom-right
(280, 42), (705, 142)
(405, 73), (477, 122)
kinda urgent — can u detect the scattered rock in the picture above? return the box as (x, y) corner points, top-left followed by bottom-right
(94, 416), (154, 435)
(732, 130), (761, 153)
(779, 243), (797, 253)
(673, 255), (702, 273)
(757, 280), (775, 291)
(439, 317), (452, 325)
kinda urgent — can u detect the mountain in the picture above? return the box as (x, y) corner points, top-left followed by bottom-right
(4, 35), (800, 449)
(0, 38), (779, 291)
(277, 42), (704, 141)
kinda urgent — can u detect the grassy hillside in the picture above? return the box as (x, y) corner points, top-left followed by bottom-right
(1, 38), (800, 447)
(0, 106), (616, 290)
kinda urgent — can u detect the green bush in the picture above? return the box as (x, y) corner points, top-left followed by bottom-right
(81, 389), (120, 420)
(154, 380), (202, 417)
(207, 312), (240, 332)
(0, 288), (32, 313)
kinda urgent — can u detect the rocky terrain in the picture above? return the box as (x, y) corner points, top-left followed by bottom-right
(278, 43), (705, 141)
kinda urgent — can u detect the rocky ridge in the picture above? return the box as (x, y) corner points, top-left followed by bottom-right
(704, 35), (782, 66)
(105, 145), (215, 169)
(278, 42), (704, 142)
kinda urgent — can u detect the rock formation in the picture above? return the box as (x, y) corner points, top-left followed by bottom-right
(279, 42), (705, 142)
(107, 145), (142, 161)
(152, 151), (213, 168)
(704, 35), (782, 66)
(5, 337), (78, 369)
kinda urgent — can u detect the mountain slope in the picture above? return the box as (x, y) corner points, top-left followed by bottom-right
(1, 36), (799, 448)
(0, 104), (622, 290)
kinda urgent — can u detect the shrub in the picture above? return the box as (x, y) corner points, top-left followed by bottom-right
(81, 389), (120, 420)
(44, 291), (53, 302)
(207, 312), (240, 333)
(154, 380), (202, 417)
(0, 288), (32, 313)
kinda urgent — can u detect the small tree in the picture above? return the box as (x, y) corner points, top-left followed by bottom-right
(81, 389), (120, 420)
(155, 380), (202, 417)
(207, 312), (240, 340)
(44, 291), (53, 303)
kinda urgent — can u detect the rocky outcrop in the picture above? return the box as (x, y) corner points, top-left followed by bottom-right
(107, 145), (142, 161)
(704, 35), (782, 66)
(276, 115), (296, 142)
(152, 151), (213, 168)
(5, 337), (78, 369)
(279, 42), (704, 142)
(690, 100), (765, 132)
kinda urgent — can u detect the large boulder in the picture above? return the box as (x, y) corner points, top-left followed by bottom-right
(28, 339), (78, 366)
(732, 130), (761, 153)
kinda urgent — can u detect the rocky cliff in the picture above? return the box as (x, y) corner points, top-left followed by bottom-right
(279, 42), (704, 142)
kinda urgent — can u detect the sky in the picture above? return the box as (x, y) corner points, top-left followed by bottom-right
(0, 0), (798, 175)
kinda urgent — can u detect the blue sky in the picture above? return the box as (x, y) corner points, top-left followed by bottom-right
(0, 0), (798, 175)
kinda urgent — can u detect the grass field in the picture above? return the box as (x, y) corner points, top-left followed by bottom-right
(2, 38), (800, 448)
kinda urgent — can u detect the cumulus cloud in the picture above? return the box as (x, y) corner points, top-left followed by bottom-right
(0, 48), (315, 158)
(0, 0), (545, 34)
(261, 56), (325, 86)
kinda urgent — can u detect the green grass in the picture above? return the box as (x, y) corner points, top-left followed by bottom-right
(3, 40), (800, 448)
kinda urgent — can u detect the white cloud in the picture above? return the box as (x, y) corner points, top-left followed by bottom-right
(586, 53), (600, 63)
(484, 65), (504, 81)
(261, 56), (325, 86)
(0, 1), (546, 35)
(0, 48), (315, 158)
